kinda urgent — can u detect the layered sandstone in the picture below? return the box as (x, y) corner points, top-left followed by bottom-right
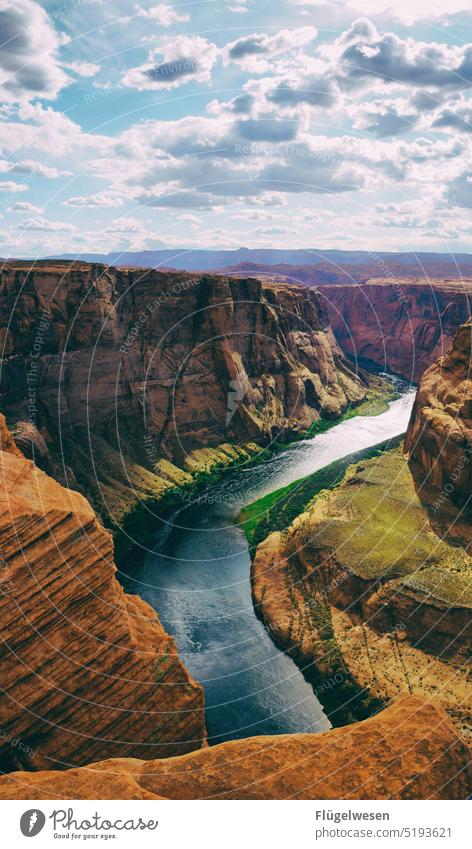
(0, 697), (469, 800)
(405, 319), (472, 513)
(252, 448), (472, 734)
(0, 444), (205, 773)
(0, 261), (368, 525)
(322, 279), (472, 381)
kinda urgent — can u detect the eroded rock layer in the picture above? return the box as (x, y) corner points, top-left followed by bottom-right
(0, 445), (206, 773)
(252, 447), (472, 735)
(322, 279), (472, 381)
(0, 262), (367, 524)
(405, 319), (472, 513)
(0, 697), (469, 800)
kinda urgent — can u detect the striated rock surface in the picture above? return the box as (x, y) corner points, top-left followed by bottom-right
(0, 445), (206, 773)
(252, 448), (472, 734)
(322, 279), (472, 382)
(0, 262), (368, 525)
(405, 319), (472, 513)
(0, 696), (469, 800)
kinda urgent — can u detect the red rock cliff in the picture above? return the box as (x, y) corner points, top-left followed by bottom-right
(0, 442), (206, 773)
(0, 697), (469, 800)
(322, 279), (472, 382)
(0, 261), (367, 522)
(405, 318), (472, 512)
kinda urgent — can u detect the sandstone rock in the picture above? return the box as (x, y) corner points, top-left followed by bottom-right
(0, 447), (206, 773)
(0, 262), (367, 523)
(0, 413), (21, 456)
(322, 279), (472, 381)
(252, 448), (472, 729)
(0, 697), (469, 799)
(405, 319), (472, 512)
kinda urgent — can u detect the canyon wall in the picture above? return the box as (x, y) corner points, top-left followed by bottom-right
(0, 262), (367, 525)
(322, 279), (472, 382)
(252, 447), (472, 736)
(0, 426), (206, 773)
(0, 697), (469, 800)
(405, 318), (472, 513)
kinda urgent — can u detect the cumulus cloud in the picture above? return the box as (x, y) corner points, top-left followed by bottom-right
(351, 100), (418, 137)
(21, 216), (76, 232)
(446, 172), (472, 208)
(136, 188), (227, 208)
(335, 19), (472, 92)
(7, 201), (43, 212)
(207, 93), (255, 116)
(291, 0), (472, 25)
(122, 35), (218, 90)
(136, 3), (190, 25)
(1, 159), (69, 178)
(63, 191), (125, 207)
(235, 118), (298, 142)
(267, 74), (339, 109)
(0, 181), (27, 192)
(433, 104), (472, 134)
(0, 103), (110, 156)
(66, 61), (101, 78)
(0, 0), (69, 102)
(224, 26), (317, 72)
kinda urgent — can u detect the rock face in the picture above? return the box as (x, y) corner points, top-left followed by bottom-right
(405, 319), (472, 512)
(0, 444), (206, 773)
(0, 261), (367, 524)
(0, 696), (469, 800)
(322, 279), (472, 381)
(252, 448), (472, 734)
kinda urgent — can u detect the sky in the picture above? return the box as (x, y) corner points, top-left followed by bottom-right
(1, 0), (472, 257)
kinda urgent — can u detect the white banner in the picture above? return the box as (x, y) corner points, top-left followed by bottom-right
(0, 799), (468, 849)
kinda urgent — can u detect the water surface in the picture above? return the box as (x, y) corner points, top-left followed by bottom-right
(124, 387), (416, 744)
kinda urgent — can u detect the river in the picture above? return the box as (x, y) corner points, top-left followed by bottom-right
(123, 385), (416, 745)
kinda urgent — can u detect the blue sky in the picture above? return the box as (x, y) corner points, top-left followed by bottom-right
(1, 0), (472, 257)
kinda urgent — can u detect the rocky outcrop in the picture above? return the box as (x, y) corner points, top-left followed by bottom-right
(0, 261), (368, 525)
(252, 447), (472, 733)
(322, 279), (472, 381)
(0, 443), (206, 773)
(0, 696), (469, 800)
(405, 319), (472, 513)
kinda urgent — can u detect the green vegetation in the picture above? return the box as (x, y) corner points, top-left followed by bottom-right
(239, 437), (402, 550)
(302, 377), (399, 439)
(308, 449), (472, 585)
(399, 566), (472, 608)
(113, 372), (398, 567)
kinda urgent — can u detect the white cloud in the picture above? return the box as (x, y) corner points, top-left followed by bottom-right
(7, 201), (43, 213)
(0, 159), (70, 178)
(66, 61), (101, 78)
(0, 104), (109, 156)
(0, 0), (69, 103)
(0, 181), (27, 192)
(63, 191), (125, 207)
(122, 35), (218, 90)
(136, 3), (190, 25)
(224, 26), (318, 73)
(21, 216), (76, 232)
(291, 1), (472, 25)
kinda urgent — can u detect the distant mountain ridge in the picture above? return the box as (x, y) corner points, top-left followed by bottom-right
(47, 247), (472, 277)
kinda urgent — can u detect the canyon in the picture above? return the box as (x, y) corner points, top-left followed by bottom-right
(0, 263), (470, 800)
(0, 697), (468, 800)
(0, 261), (368, 528)
(251, 319), (472, 755)
(0, 416), (206, 773)
(406, 318), (472, 514)
(322, 278), (472, 382)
